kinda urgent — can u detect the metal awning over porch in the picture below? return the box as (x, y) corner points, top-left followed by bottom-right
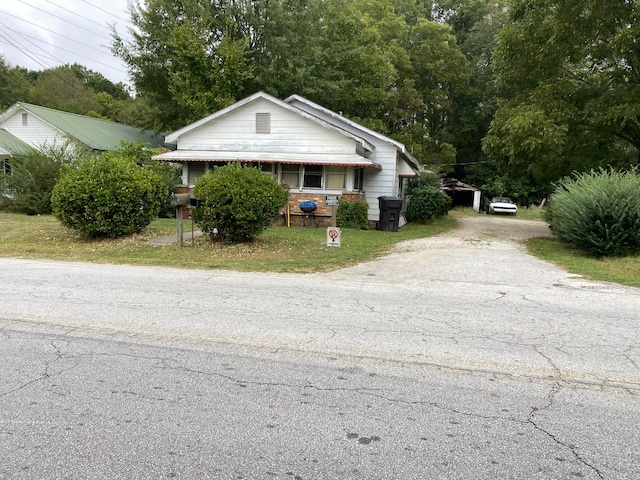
(152, 150), (382, 169)
(397, 158), (419, 177)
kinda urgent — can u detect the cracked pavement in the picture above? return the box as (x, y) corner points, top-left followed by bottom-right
(1, 215), (639, 478)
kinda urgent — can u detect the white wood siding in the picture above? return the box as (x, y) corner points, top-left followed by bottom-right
(287, 101), (402, 220)
(0, 109), (63, 148)
(363, 147), (400, 220)
(178, 98), (356, 155)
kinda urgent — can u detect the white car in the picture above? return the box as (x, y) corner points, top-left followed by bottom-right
(486, 197), (517, 215)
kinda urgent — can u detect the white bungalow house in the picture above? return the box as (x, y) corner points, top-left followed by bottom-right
(153, 91), (421, 226)
(0, 102), (165, 167)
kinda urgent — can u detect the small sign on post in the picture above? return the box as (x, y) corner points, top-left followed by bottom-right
(326, 227), (341, 247)
(325, 195), (340, 207)
(325, 195), (340, 227)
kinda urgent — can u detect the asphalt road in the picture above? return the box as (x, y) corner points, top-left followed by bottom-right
(1, 215), (639, 479)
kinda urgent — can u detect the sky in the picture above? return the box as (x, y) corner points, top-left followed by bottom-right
(0, 0), (133, 87)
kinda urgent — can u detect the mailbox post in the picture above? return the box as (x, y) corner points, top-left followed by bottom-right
(169, 193), (191, 247)
(189, 197), (202, 245)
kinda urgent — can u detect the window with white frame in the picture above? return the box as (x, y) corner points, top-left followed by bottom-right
(188, 162), (205, 184)
(281, 164), (300, 187)
(279, 165), (348, 190)
(353, 167), (364, 191)
(325, 166), (346, 189)
(303, 165), (323, 188)
(259, 162), (275, 177)
(1, 158), (10, 175)
(242, 162), (274, 177)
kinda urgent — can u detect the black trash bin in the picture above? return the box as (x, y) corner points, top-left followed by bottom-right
(377, 196), (403, 232)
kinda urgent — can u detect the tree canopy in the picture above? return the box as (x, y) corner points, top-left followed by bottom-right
(112, 0), (475, 170)
(485, 0), (640, 184)
(0, 57), (137, 125)
(3, 0), (639, 195)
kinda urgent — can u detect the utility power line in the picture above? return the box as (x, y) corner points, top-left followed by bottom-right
(15, 0), (112, 40)
(0, 1), (132, 84)
(81, 0), (133, 26)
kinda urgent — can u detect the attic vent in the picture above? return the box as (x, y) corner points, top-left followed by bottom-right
(22, 113), (28, 126)
(256, 113), (271, 134)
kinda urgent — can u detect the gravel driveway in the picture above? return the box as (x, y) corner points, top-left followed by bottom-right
(329, 214), (595, 289)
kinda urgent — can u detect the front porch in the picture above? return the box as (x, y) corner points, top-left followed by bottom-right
(174, 185), (365, 228)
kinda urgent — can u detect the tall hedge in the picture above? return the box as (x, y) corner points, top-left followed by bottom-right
(336, 200), (368, 229)
(545, 169), (640, 257)
(51, 155), (167, 237)
(192, 163), (288, 243)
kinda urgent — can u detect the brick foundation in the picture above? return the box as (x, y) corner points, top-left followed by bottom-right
(173, 186), (366, 228)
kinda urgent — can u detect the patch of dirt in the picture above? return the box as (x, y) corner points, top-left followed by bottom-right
(393, 214), (553, 252)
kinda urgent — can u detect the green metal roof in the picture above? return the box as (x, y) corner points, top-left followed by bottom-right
(19, 103), (165, 151)
(0, 128), (32, 156)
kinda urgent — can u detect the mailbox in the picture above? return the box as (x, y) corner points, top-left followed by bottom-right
(189, 197), (203, 208)
(169, 193), (191, 206)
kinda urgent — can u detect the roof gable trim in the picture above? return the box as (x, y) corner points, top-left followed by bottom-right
(165, 91), (375, 152)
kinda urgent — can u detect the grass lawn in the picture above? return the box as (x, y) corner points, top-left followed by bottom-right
(526, 237), (640, 288)
(1, 210), (638, 286)
(0, 212), (455, 273)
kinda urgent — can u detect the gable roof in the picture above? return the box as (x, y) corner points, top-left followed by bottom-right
(0, 129), (32, 156)
(164, 91), (375, 152)
(284, 94), (421, 171)
(0, 103), (165, 151)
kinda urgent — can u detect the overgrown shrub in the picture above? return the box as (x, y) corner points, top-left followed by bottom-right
(192, 163), (289, 243)
(51, 154), (167, 237)
(0, 144), (79, 214)
(336, 200), (368, 229)
(406, 186), (452, 222)
(406, 170), (443, 193)
(111, 141), (182, 217)
(544, 168), (640, 257)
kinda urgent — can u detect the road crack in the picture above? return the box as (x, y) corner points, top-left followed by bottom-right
(528, 383), (605, 479)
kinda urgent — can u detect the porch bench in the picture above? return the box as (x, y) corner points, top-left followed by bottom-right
(282, 211), (332, 227)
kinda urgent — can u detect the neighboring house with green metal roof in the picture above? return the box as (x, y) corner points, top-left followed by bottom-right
(0, 128), (31, 175)
(0, 102), (164, 155)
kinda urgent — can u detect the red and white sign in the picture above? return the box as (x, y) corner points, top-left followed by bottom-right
(326, 227), (341, 247)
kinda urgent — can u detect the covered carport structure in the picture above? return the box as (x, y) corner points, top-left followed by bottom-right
(441, 179), (483, 212)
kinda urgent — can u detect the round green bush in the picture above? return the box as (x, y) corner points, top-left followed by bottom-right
(192, 163), (289, 243)
(51, 155), (168, 237)
(405, 186), (452, 222)
(336, 200), (369, 229)
(545, 168), (640, 257)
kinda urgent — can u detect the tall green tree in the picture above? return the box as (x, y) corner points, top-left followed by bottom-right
(484, 0), (640, 184)
(389, 17), (472, 170)
(30, 66), (100, 115)
(434, 1), (510, 170)
(112, 0), (475, 170)
(112, 0), (254, 131)
(69, 64), (130, 100)
(0, 56), (32, 108)
(254, 0), (400, 126)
